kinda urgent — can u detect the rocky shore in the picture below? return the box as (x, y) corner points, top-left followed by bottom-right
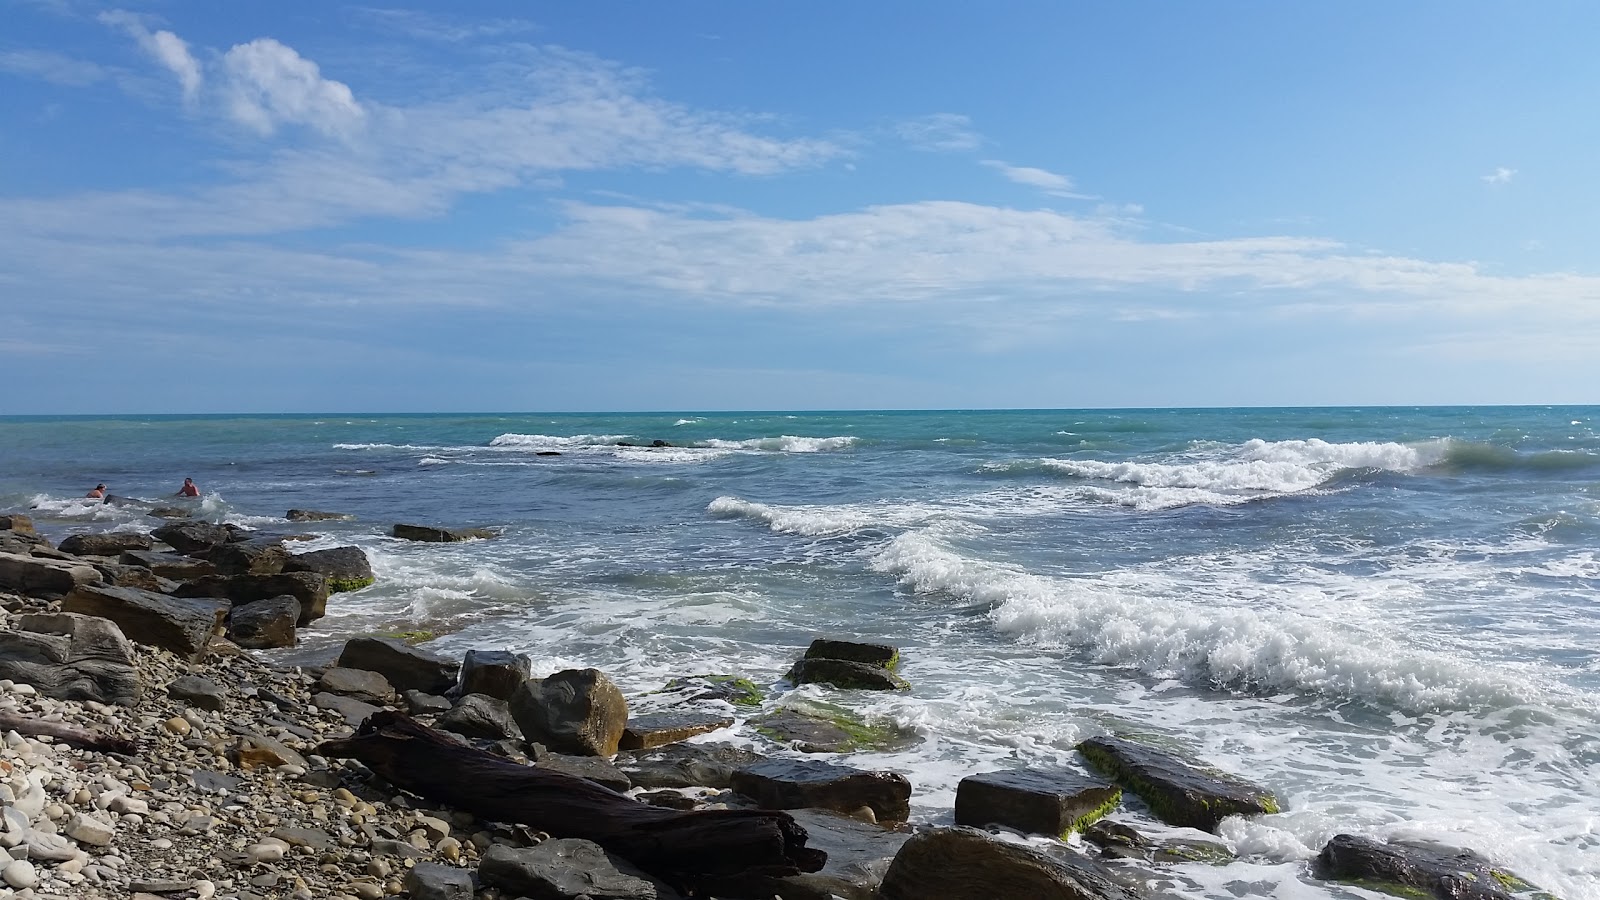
(0, 511), (1560, 900)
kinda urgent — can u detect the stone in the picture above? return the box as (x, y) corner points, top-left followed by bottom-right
(167, 675), (228, 711)
(618, 712), (734, 751)
(1, 858), (37, 889)
(0, 551), (103, 597)
(404, 862), (473, 900)
(614, 742), (766, 790)
(439, 694), (522, 741)
(152, 521), (233, 553)
(319, 667), (398, 705)
(787, 658), (910, 691)
(403, 690), (452, 715)
(313, 692), (383, 727)
(1080, 819), (1232, 864)
(702, 808), (912, 900)
(61, 584), (227, 661)
(392, 524), (497, 542)
(227, 595), (301, 649)
(284, 546), (374, 592)
(286, 509), (355, 522)
(954, 769), (1121, 838)
(1076, 735), (1279, 833)
(0, 514), (34, 533)
(59, 530), (153, 557)
(92, 562), (176, 592)
(336, 637), (459, 694)
(752, 701), (919, 754)
(731, 758), (912, 823)
(509, 668), (629, 757)
(0, 530), (50, 558)
(120, 549), (218, 579)
(534, 753), (632, 793)
(176, 572), (329, 625)
(198, 539), (289, 576)
(478, 840), (681, 900)
(656, 674), (766, 706)
(456, 649), (530, 701)
(878, 827), (1141, 900)
(0, 612), (141, 705)
(191, 770), (244, 793)
(146, 507), (191, 519)
(234, 733), (309, 771)
(64, 812), (115, 847)
(803, 638), (900, 669)
(1314, 834), (1548, 900)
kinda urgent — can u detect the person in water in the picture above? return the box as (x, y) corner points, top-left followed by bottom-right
(85, 483), (106, 499)
(177, 478), (200, 498)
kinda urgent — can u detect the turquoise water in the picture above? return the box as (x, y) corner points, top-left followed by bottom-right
(4, 407), (1599, 896)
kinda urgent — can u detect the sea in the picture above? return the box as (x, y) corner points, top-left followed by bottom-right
(2, 407), (1598, 898)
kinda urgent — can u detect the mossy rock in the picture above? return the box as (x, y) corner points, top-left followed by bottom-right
(1314, 834), (1560, 900)
(803, 638), (900, 671)
(1077, 735), (1279, 833)
(328, 575), (376, 593)
(657, 674), (766, 707)
(381, 630), (436, 645)
(753, 698), (920, 753)
(788, 657), (909, 691)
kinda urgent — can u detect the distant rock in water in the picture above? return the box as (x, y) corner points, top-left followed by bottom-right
(285, 509), (354, 522)
(392, 524), (497, 543)
(146, 507), (191, 519)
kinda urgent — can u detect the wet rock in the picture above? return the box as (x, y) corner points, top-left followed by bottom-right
(955, 769), (1121, 838)
(803, 638), (900, 670)
(478, 840), (681, 900)
(0, 611), (141, 704)
(510, 668), (628, 757)
(731, 758), (912, 823)
(61, 583), (228, 661)
(1076, 735), (1279, 833)
(404, 861), (474, 900)
(878, 827), (1141, 900)
(59, 530), (154, 557)
(752, 700), (920, 754)
(614, 742), (767, 790)
(284, 546), (374, 592)
(403, 690), (453, 716)
(1080, 819), (1233, 864)
(319, 667), (398, 705)
(391, 524), (497, 543)
(227, 595), (301, 649)
(0, 551), (103, 597)
(656, 674), (766, 706)
(146, 506), (192, 519)
(439, 693), (522, 741)
(152, 521), (234, 553)
(198, 538), (289, 576)
(535, 753), (632, 793)
(167, 674), (228, 711)
(618, 712), (734, 751)
(1314, 834), (1548, 900)
(286, 509), (355, 522)
(120, 549), (219, 579)
(176, 572), (329, 625)
(336, 637), (459, 694)
(456, 649), (530, 701)
(787, 658), (910, 691)
(703, 807), (912, 900)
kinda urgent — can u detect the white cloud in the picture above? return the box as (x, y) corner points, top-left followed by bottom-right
(355, 8), (538, 43)
(98, 10), (202, 100)
(1481, 166), (1516, 185)
(981, 160), (1092, 198)
(0, 49), (108, 86)
(896, 113), (982, 152)
(222, 39), (366, 137)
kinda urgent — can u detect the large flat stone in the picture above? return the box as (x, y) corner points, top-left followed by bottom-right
(61, 583), (227, 661)
(58, 531), (153, 557)
(478, 841), (680, 900)
(1076, 735), (1278, 833)
(0, 612), (141, 705)
(954, 769), (1121, 838)
(878, 827), (1141, 900)
(614, 742), (766, 790)
(731, 758), (912, 823)
(121, 549), (219, 579)
(0, 551), (103, 598)
(336, 636), (459, 694)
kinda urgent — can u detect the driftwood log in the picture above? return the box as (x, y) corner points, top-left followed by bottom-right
(317, 711), (825, 887)
(0, 712), (138, 755)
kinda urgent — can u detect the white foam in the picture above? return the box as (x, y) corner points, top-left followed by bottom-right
(418, 456), (451, 466)
(488, 433), (631, 449)
(701, 435), (857, 453)
(673, 418), (705, 426)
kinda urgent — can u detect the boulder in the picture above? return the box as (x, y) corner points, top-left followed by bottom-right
(878, 827), (1142, 900)
(197, 538), (288, 576)
(92, 563), (176, 592)
(120, 549), (218, 580)
(336, 637), (459, 694)
(403, 690), (453, 716)
(439, 693), (522, 741)
(804, 638), (900, 670)
(0, 612), (141, 705)
(1314, 834), (1548, 900)
(404, 862), (473, 900)
(456, 649), (530, 700)
(787, 658), (909, 691)
(954, 769), (1121, 838)
(0, 551), (103, 598)
(509, 668), (629, 757)
(731, 758), (912, 823)
(0, 514), (35, 533)
(286, 509), (355, 522)
(146, 507), (191, 519)
(174, 572), (329, 625)
(392, 524), (497, 542)
(1076, 736), (1279, 833)
(614, 743), (767, 790)
(226, 595), (300, 649)
(152, 521), (233, 553)
(61, 584), (227, 661)
(478, 840), (681, 900)
(167, 675), (227, 712)
(702, 808), (912, 900)
(318, 667), (397, 705)
(283, 546), (374, 592)
(618, 712), (734, 751)
(0, 531), (50, 558)
(58, 531), (153, 557)
(535, 753), (632, 793)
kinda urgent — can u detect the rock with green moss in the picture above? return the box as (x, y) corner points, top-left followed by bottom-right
(1315, 834), (1558, 900)
(285, 546), (374, 593)
(1081, 819), (1234, 865)
(788, 657), (910, 691)
(804, 638), (900, 671)
(657, 674), (766, 706)
(753, 699), (921, 753)
(955, 769), (1121, 838)
(1076, 735), (1279, 833)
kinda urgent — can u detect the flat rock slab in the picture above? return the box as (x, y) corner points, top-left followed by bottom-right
(704, 808), (913, 900)
(405, 861), (474, 900)
(0, 551), (103, 598)
(788, 658), (909, 691)
(614, 742), (766, 790)
(61, 583), (227, 661)
(0, 612), (141, 705)
(1314, 834), (1548, 900)
(167, 675), (227, 711)
(955, 769), (1121, 838)
(313, 691), (384, 727)
(337, 636), (459, 694)
(120, 549), (218, 579)
(1076, 735), (1279, 833)
(731, 758), (912, 823)
(479, 840), (681, 900)
(619, 712), (734, 751)
(878, 827), (1142, 900)
(535, 753), (633, 793)
(58, 531), (153, 557)
(656, 674), (766, 707)
(319, 666), (398, 705)
(804, 639), (900, 669)
(393, 524), (497, 542)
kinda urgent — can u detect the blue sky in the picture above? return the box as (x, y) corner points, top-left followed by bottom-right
(3, 1), (1598, 413)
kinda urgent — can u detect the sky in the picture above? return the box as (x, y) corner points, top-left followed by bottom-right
(2, 1), (1599, 414)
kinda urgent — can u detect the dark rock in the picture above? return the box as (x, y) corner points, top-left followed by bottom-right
(456, 649), (531, 700)
(804, 638), (900, 669)
(146, 507), (191, 519)
(439, 693), (522, 741)
(313, 692), (383, 727)
(286, 509), (354, 522)
(392, 524), (497, 542)
(636, 790), (698, 810)
(650, 439), (672, 447)
(0, 551), (103, 597)
(1076, 735), (1279, 833)
(955, 769), (1121, 838)
(284, 546), (374, 592)
(657, 674), (765, 706)
(0, 530), (49, 558)
(318, 667), (398, 705)
(509, 668), (628, 757)
(703, 808), (913, 900)
(752, 702), (920, 754)
(536, 451), (561, 456)
(92, 563), (174, 592)
(226, 595), (300, 649)
(0, 612), (141, 705)
(787, 658), (910, 691)
(174, 572), (329, 625)
(404, 862), (474, 900)
(478, 840), (681, 900)
(1080, 819), (1233, 864)
(1314, 834), (1547, 900)
(336, 636), (459, 694)
(198, 539), (288, 576)
(152, 521), (233, 553)
(731, 758), (912, 823)
(233, 733), (309, 770)
(120, 549), (218, 580)
(61, 583), (227, 661)
(614, 742), (767, 790)
(619, 712), (734, 751)
(878, 827), (1142, 900)
(167, 675), (227, 712)
(403, 690), (453, 716)
(0, 514), (35, 533)
(535, 753), (632, 793)
(59, 531), (153, 557)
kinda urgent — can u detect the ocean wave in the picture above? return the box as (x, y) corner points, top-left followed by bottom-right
(488, 433), (632, 449)
(673, 418), (705, 426)
(708, 496), (883, 536)
(701, 435), (856, 453)
(871, 531), (1562, 714)
(1440, 442), (1600, 473)
(333, 443), (437, 451)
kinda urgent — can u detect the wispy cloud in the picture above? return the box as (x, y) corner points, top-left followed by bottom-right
(0, 49), (108, 86)
(896, 113), (982, 152)
(222, 39), (365, 137)
(980, 160), (1092, 199)
(353, 8), (538, 43)
(1481, 166), (1517, 185)
(98, 9), (202, 100)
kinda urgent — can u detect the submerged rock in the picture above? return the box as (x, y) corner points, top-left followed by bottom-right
(614, 742), (766, 790)
(657, 673), (766, 706)
(392, 524), (497, 542)
(1080, 818), (1233, 865)
(753, 699), (920, 753)
(954, 768), (1121, 838)
(1314, 834), (1552, 900)
(1076, 735), (1279, 833)
(286, 508), (355, 522)
(788, 657), (910, 691)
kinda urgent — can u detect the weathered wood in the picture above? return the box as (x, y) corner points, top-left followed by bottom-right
(316, 711), (824, 888)
(0, 712), (137, 754)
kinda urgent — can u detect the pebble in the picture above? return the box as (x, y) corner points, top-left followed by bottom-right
(1, 859), (36, 889)
(163, 717), (191, 736)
